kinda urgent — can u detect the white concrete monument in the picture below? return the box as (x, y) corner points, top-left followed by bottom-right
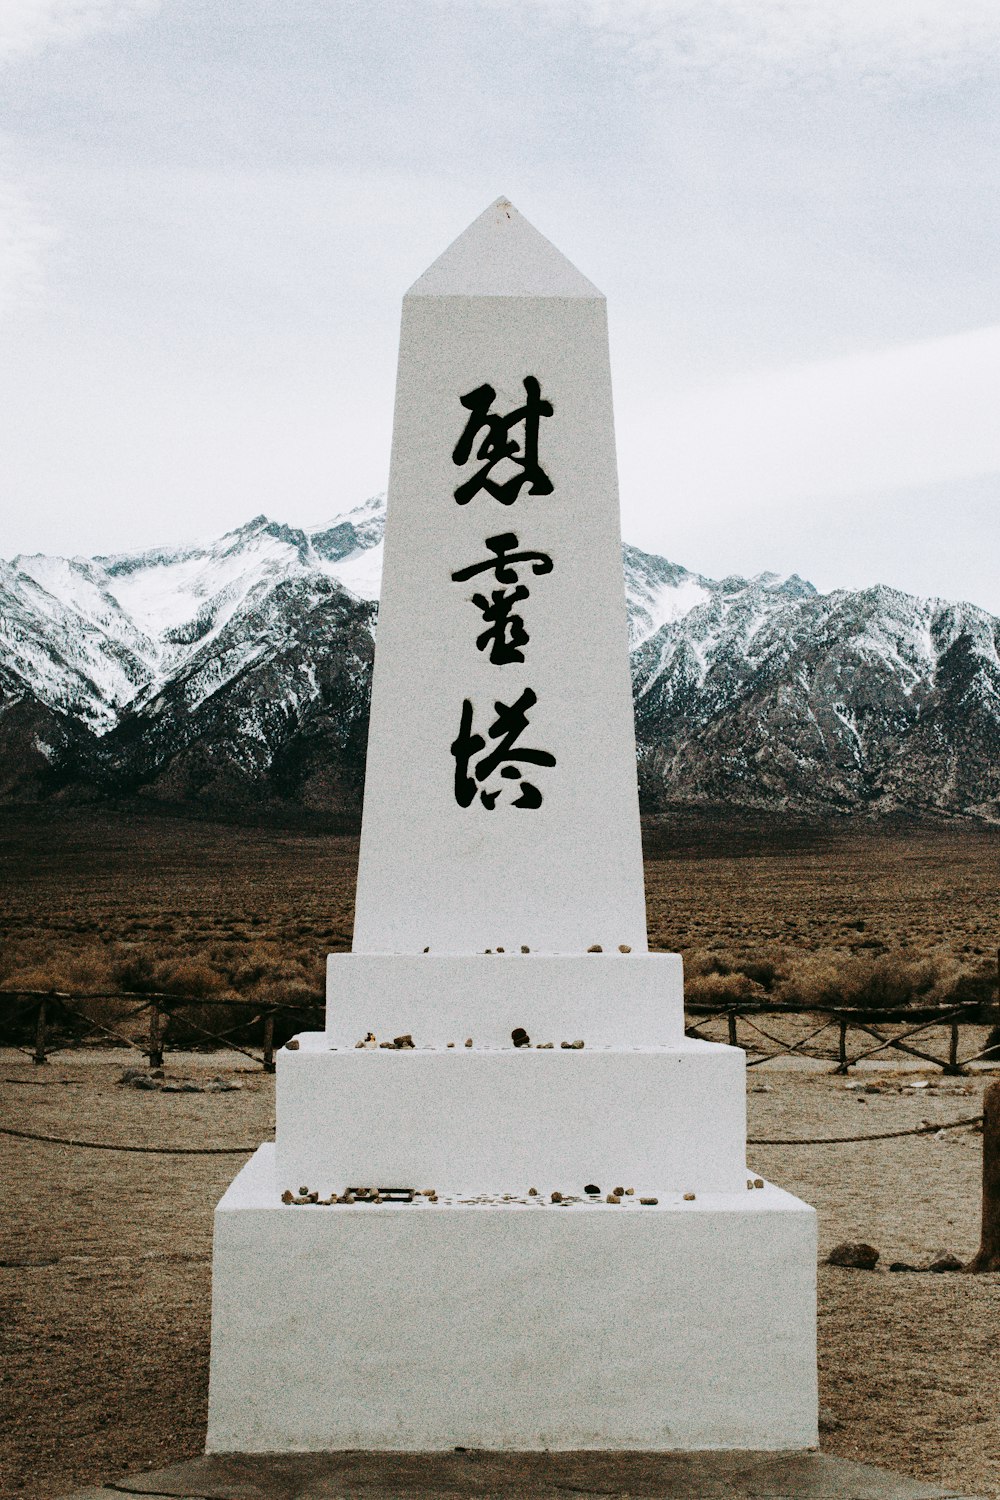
(206, 198), (818, 1453)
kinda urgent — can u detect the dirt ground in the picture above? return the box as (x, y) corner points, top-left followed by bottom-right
(1, 808), (998, 1497)
(1, 1049), (998, 1500)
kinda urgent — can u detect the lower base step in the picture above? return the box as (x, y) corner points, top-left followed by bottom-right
(207, 1146), (817, 1453)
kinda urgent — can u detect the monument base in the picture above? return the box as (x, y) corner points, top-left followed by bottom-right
(276, 1032), (748, 1195)
(207, 1146), (818, 1454)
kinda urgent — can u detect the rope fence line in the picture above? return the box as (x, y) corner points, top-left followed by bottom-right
(0, 1114), (985, 1155)
(0, 1125), (259, 1154)
(748, 1114), (984, 1146)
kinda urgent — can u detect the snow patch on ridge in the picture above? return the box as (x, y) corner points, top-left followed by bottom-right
(634, 576), (712, 645)
(324, 538), (384, 602)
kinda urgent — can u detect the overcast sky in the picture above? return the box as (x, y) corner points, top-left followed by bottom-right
(1, 0), (999, 611)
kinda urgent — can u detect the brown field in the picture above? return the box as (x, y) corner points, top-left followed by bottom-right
(1, 805), (999, 1499)
(0, 805), (996, 1019)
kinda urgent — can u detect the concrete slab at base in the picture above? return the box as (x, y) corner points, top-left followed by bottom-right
(207, 1146), (817, 1454)
(57, 1451), (987, 1499)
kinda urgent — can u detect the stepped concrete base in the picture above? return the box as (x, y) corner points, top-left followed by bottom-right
(58, 1450), (986, 1499)
(325, 950), (685, 1047)
(277, 1033), (746, 1194)
(207, 1146), (817, 1454)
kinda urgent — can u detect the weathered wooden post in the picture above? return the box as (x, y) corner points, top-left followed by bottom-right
(967, 1079), (1000, 1272)
(728, 1009), (738, 1047)
(148, 997), (163, 1069)
(983, 946), (1000, 1058)
(837, 1015), (849, 1073)
(33, 993), (48, 1066)
(947, 1019), (960, 1075)
(262, 1010), (276, 1073)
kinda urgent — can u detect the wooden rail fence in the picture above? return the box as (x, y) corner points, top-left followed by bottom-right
(1, 988), (998, 1075)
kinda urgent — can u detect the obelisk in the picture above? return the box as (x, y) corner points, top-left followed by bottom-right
(353, 197), (646, 955)
(205, 199), (817, 1456)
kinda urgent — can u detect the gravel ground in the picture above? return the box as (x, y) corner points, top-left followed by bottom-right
(1, 1049), (998, 1500)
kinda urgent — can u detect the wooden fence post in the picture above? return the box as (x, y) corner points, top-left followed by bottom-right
(947, 1020), (961, 1076)
(148, 998), (163, 1069)
(263, 1011), (276, 1073)
(727, 1010), (738, 1047)
(835, 1016), (849, 1074)
(967, 1079), (1000, 1272)
(33, 994), (48, 1066)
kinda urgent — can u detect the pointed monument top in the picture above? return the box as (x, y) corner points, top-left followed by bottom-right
(406, 197), (603, 299)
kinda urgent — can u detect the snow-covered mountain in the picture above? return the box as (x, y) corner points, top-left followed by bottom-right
(626, 550), (999, 820)
(3, 496), (383, 730)
(1, 496), (997, 821)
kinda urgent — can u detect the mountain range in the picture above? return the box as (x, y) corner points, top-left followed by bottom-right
(1, 495), (997, 822)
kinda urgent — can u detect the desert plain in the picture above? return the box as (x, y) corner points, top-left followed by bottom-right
(0, 805), (998, 1499)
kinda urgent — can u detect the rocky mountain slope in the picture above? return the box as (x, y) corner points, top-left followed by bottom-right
(1, 496), (997, 821)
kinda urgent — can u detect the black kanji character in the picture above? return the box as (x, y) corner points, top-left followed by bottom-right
(450, 689), (555, 809)
(452, 377), (554, 505)
(450, 532), (554, 586)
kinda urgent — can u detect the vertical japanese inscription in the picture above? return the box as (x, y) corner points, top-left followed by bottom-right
(449, 379), (557, 810)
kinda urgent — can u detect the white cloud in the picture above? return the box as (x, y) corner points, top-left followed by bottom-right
(0, 179), (56, 317)
(0, 0), (159, 64)
(619, 323), (1000, 524)
(563, 0), (1000, 86)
